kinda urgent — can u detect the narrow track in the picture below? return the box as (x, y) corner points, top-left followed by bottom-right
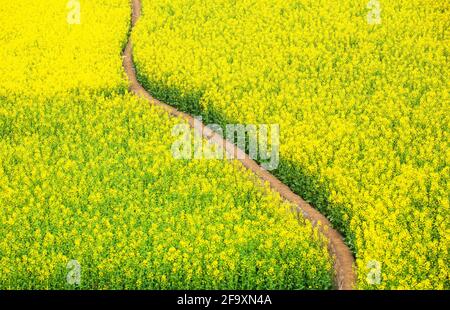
(122, 0), (356, 290)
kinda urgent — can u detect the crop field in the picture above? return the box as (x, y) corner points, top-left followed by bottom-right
(0, 0), (333, 289)
(133, 0), (449, 289)
(0, 0), (448, 291)
(0, 93), (333, 289)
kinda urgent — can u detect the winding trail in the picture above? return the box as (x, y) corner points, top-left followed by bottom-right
(122, 0), (356, 290)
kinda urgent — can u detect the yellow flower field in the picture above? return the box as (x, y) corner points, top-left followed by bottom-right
(0, 93), (333, 289)
(133, 0), (449, 289)
(0, 0), (130, 98)
(0, 0), (333, 289)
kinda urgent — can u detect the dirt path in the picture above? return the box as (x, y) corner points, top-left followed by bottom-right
(122, 0), (356, 290)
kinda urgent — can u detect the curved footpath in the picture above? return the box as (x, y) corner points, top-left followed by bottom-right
(122, 0), (356, 290)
